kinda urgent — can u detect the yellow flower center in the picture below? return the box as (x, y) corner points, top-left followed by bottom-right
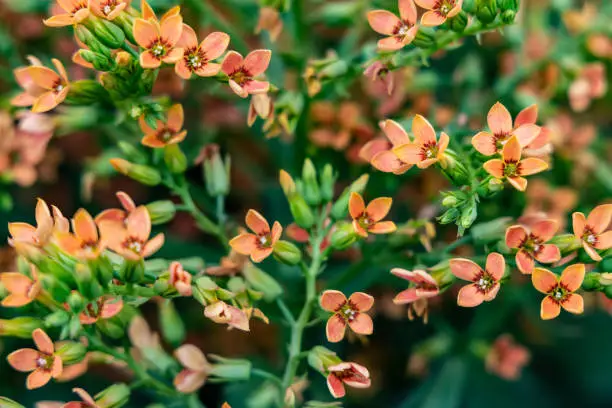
(339, 303), (358, 322)
(151, 42), (168, 58)
(503, 162), (518, 177)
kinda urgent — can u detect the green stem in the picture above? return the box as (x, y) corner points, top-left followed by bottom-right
(276, 298), (296, 325)
(443, 235), (473, 253)
(121, 43), (139, 60)
(252, 368), (284, 386)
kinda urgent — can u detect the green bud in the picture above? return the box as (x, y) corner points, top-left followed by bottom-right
(302, 159), (321, 205)
(330, 221), (357, 250)
(441, 149), (470, 185)
(114, 13), (137, 44)
(209, 355), (252, 381)
(600, 256), (612, 273)
(242, 263), (283, 301)
(95, 383), (131, 408)
(55, 341), (88, 365)
(117, 141), (148, 163)
(40, 274), (71, 303)
(307, 346), (342, 374)
(459, 204), (478, 229)
(202, 144), (231, 197)
(604, 284), (612, 299)
(96, 317), (125, 339)
(318, 60), (348, 79)
(67, 291), (86, 313)
(96, 256), (115, 287)
(273, 240), (302, 265)
(582, 272), (602, 291)
(470, 217), (512, 245)
(320, 164), (336, 202)
(0, 397), (25, 408)
(441, 195), (458, 208)
(110, 159), (162, 186)
(85, 16), (126, 49)
(500, 9), (516, 24)
(75, 263), (104, 300)
(159, 300), (186, 347)
(65, 80), (110, 105)
(438, 208), (460, 225)
(119, 260), (145, 283)
(145, 200), (176, 225)
(78, 50), (114, 71)
(164, 144), (188, 174)
(45, 310), (71, 327)
(449, 11), (468, 32)
(413, 28), (436, 49)
(476, 0), (498, 24)
(74, 25), (112, 57)
(0, 317), (43, 338)
(499, 0), (519, 12)
(549, 234), (583, 253)
(331, 174), (369, 219)
(289, 195), (315, 229)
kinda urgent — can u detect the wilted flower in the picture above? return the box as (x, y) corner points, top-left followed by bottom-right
(363, 61), (395, 95)
(229, 210), (282, 263)
(44, 0), (90, 27)
(450, 253), (505, 307)
(247, 93), (273, 127)
(13, 58), (70, 113)
(0, 266), (41, 307)
(391, 269), (439, 304)
(349, 192), (396, 237)
(175, 25), (229, 79)
(320, 290), (374, 343)
(133, 12), (184, 68)
(221, 50), (271, 98)
(326, 362), (371, 398)
(505, 219), (560, 274)
(174, 344), (212, 393)
(361, 119), (413, 174)
(205, 250), (249, 276)
(367, 0), (418, 51)
(532, 264), (585, 320)
(79, 297), (123, 324)
(415, 0), (463, 27)
(168, 261), (192, 296)
(393, 115), (449, 169)
(139, 104), (187, 148)
(572, 204), (612, 261)
(485, 335), (530, 381)
(204, 301), (250, 331)
(7, 329), (63, 389)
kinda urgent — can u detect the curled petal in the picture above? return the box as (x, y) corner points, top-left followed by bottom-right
(174, 369), (207, 394)
(583, 242), (602, 261)
(327, 373), (346, 398)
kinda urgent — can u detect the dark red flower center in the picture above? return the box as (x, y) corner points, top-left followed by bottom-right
(420, 141), (439, 161)
(520, 233), (543, 255)
(184, 47), (208, 72)
(548, 284), (570, 304)
(338, 301), (358, 322)
(230, 68), (252, 86)
(123, 237), (144, 254)
(474, 270), (496, 293)
(256, 232), (272, 249)
(101, 0), (119, 15)
(582, 226), (598, 246)
(393, 21), (414, 37)
(435, 0), (456, 16)
(150, 40), (170, 59)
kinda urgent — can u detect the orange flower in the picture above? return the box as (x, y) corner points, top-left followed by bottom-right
(415, 0), (463, 26)
(62, 388), (99, 408)
(12, 58), (70, 113)
(532, 264), (585, 320)
(326, 362), (371, 398)
(320, 290), (374, 343)
(229, 210), (282, 263)
(90, 0), (131, 20)
(0, 266), (41, 307)
(485, 335), (530, 381)
(79, 296), (123, 324)
(450, 253), (505, 307)
(7, 329), (63, 389)
(367, 0), (418, 51)
(43, 0), (90, 27)
(393, 115), (449, 169)
(572, 204), (612, 261)
(362, 119), (413, 174)
(133, 12), (184, 69)
(482, 136), (548, 191)
(99, 205), (165, 260)
(391, 268), (439, 304)
(168, 261), (192, 296)
(173, 344), (212, 393)
(8, 198), (68, 253)
(568, 63), (607, 112)
(203, 301), (250, 331)
(349, 192), (396, 237)
(221, 50), (271, 98)
(505, 219), (560, 274)
(175, 25), (229, 79)
(56, 209), (106, 259)
(95, 191), (136, 226)
(472, 102), (542, 156)
(139, 104), (187, 148)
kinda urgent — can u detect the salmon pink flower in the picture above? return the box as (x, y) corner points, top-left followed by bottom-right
(485, 334), (530, 381)
(362, 119), (413, 174)
(43, 0), (90, 27)
(391, 268), (439, 304)
(168, 261), (192, 296)
(326, 362), (371, 398)
(90, 0), (130, 20)
(139, 104), (187, 148)
(472, 102), (542, 156)
(572, 204), (612, 261)
(99, 205), (165, 260)
(532, 264), (585, 320)
(0, 266), (41, 307)
(56, 209), (106, 259)
(8, 199), (68, 253)
(7, 329), (63, 389)
(483, 136), (548, 191)
(173, 344), (212, 393)
(95, 191), (136, 226)
(13, 58), (70, 113)
(367, 0), (418, 51)
(393, 115), (450, 169)
(320, 290), (374, 343)
(79, 296), (123, 324)
(221, 50), (271, 98)
(450, 253), (505, 307)
(349, 192), (396, 237)
(175, 25), (229, 79)
(205, 249), (249, 276)
(415, 0), (463, 26)
(204, 301), (250, 331)
(229, 210), (282, 263)
(255, 7), (283, 42)
(62, 388), (99, 408)
(568, 63), (607, 112)
(133, 12), (184, 69)
(505, 219), (560, 274)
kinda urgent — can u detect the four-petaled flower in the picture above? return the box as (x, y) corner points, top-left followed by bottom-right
(532, 264), (585, 320)
(505, 219), (560, 274)
(175, 24), (230, 79)
(363, 119), (414, 174)
(485, 334), (530, 381)
(204, 301), (250, 331)
(221, 50), (271, 98)
(90, 0), (130, 20)
(349, 192), (396, 237)
(7, 329), (63, 389)
(168, 261), (192, 296)
(8, 198), (68, 253)
(56, 208), (106, 259)
(391, 268), (440, 304)
(393, 114), (449, 169)
(483, 135), (548, 191)
(320, 290), (374, 343)
(94, 191), (136, 226)
(0, 266), (41, 307)
(79, 296), (123, 324)
(326, 362), (371, 399)
(572, 204), (612, 261)
(367, 0), (418, 51)
(472, 102), (542, 156)
(133, 12), (184, 68)
(139, 104), (187, 148)
(173, 344), (212, 393)
(229, 209), (282, 262)
(450, 252), (505, 307)
(415, 0), (463, 27)
(44, 0), (90, 27)
(13, 58), (70, 113)
(99, 205), (165, 260)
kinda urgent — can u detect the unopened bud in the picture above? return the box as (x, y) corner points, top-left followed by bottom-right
(117, 141), (147, 163)
(413, 28), (436, 49)
(66, 80), (110, 105)
(499, 0), (519, 12)
(471, 217), (511, 245)
(145, 200), (176, 225)
(0, 317), (43, 338)
(78, 50), (114, 71)
(0, 397), (25, 408)
(582, 272), (602, 291)
(459, 205), (478, 229)
(289, 195), (315, 229)
(319, 60), (348, 79)
(40, 274), (71, 303)
(67, 291), (86, 313)
(476, 0), (498, 24)
(242, 263), (283, 301)
(110, 158), (162, 186)
(45, 310), (70, 327)
(438, 208), (460, 225)
(202, 144), (231, 197)
(75, 263), (104, 300)
(85, 16), (126, 49)
(279, 170), (296, 196)
(159, 300), (186, 347)
(331, 174), (369, 219)
(119, 260), (145, 283)
(500, 9), (516, 24)
(320, 164), (336, 202)
(308, 346), (342, 374)
(549, 234), (583, 253)
(55, 341), (87, 365)
(449, 10), (468, 32)
(302, 159), (321, 205)
(441, 195), (458, 208)
(95, 383), (131, 408)
(114, 13), (137, 44)
(209, 354), (252, 381)
(115, 51), (132, 66)
(164, 144), (187, 174)
(330, 221), (357, 250)
(273, 240), (302, 265)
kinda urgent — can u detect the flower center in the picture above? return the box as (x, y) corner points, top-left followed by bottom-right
(340, 303), (358, 322)
(36, 356), (48, 368)
(157, 128), (173, 142)
(475, 271), (495, 293)
(185, 48), (207, 71)
(231, 69), (250, 85)
(421, 142), (438, 160)
(583, 229), (598, 245)
(357, 214), (373, 230)
(124, 237), (144, 254)
(550, 285), (568, 303)
(437, 0), (454, 15)
(258, 233), (272, 248)
(522, 234), (543, 254)
(72, 1), (88, 12)
(503, 162), (518, 177)
(151, 42), (167, 58)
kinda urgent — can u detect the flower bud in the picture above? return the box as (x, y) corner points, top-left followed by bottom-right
(320, 164), (336, 202)
(114, 13), (137, 44)
(97, 317), (126, 339)
(159, 300), (186, 347)
(202, 144), (231, 197)
(78, 50), (115, 71)
(413, 28), (436, 49)
(55, 341), (87, 365)
(209, 354), (252, 381)
(75, 263), (104, 300)
(476, 0), (498, 24)
(499, 0), (519, 12)
(66, 80), (110, 105)
(441, 149), (470, 185)
(0, 397), (25, 408)
(289, 196), (315, 229)
(319, 60), (348, 80)
(95, 383), (131, 408)
(85, 16), (126, 49)
(0, 317), (43, 338)
(145, 200), (176, 225)
(459, 204), (478, 229)
(163, 144), (187, 174)
(500, 9), (516, 24)
(115, 51), (132, 66)
(549, 234), (583, 253)
(119, 260), (145, 283)
(438, 208), (460, 225)
(273, 240), (302, 265)
(110, 158), (162, 186)
(40, 274), (71, 303)
(242, 263), (283, 301)
(449, 10), (468, 32)
(441, 195), (458, 208)
(330, 221), (357, 250)
(74, 25), (112, 57)
(67, 291), (86, 312)
(486, 177), (504, 194)
(279, 170), (296, 196)
(302, 159), (321, 206)
(308, 346), (342, 374)
(582, 272), (602, 291)
(45, 310), (70, 327)
(600, 256), (612, 273)
(604, 284), (612, 299)
(117, 141), (147, 163)
(331, 174), (369, 219)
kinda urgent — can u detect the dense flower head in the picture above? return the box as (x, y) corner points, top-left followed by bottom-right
(229, 210), (282, 262)
(221, 50), (271, 98)
(13, 58), (70, 113)
(7, 329), (63, 389)
(349, 192), (396, 237)
(532, 264), (585, 320)
(367, 0), (418, 51)
(360, 119), (413, 174)
(485, 335), (530, 381)
(44, 0), (91, 27)
(393, 115), (449, 169)
(505, 219), (560, 274)
(175, 25), (230, 79)
(326, 362), (371, 398)
(572, 204), (612, 262)
(415, 0), (463, 26)
(134, 10), (184, 69)
(450, 253), (505, 307)
(320, 290), (374, 343)
(139, 104), (187, 148)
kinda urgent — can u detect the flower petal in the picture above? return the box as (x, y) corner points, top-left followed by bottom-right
(221, 51), (244, 75)
(457, 283), (485, 307)
(483, 159), (504, 178)
(382, 119), (410, 146)
(507, 176), (528, 192)
(587, 204), (612, 234)
(174, 344), (209, 372)
(516, 250), (535, 274)
(327, 373), (346, 398)
(502, 136), (521, 162)
(7, 349), (39, 371)
(485, 252), (505, 280)
(368, 221), (397, 234)
(174, 369), (207, 393)
(245, 209), (270, 234)
(133, 18), (159, 48)
(349, 192), (365, 219)
(365, 197), (392, 222)
(43, 14), (76, 27)
(160, 14), (183, 45)
(470, 131), (496, 156)
(320, 290), (347, 312)
(140, 51), (162, 69)
(505, 225), (527, 248)
(201, 32), (230, 60)
(531, 219), (558, 241)
(561, 293), (584, 314)
(243, 79), (270, 95)
(595, 230), (612, 250)
(572, 212), (586, 237)
(535, 244), (560, 264)
(399, 0), (417, 23)
(177, 23), (198, 48)
(326, 314), (347, 343)
(515, 104), (538, 127)
(167, 104), (184, 131)
(26, 368), (52, 389)
(532, 268), (558, 294)
(487, 102), (513, 136)
(127, 206), (151, 242)
(348, 292), (375, 312)
(348, 313), (373, 335)
(377, 36), (406, 51)
(540, 296), (561, 320)
(33, 329), (54, 355)
(244, 49), (271, 76)
(393, 288), (418, 304)
(367, 10), (401, 35)
(393, 143), (422, 165)
(518, 158), (548, 176)
(371, 150), (405, 173)
(513, 124), (540, 147)
(251, 247), (273, 263)
(229, 233), (257, 255)
(412, 114), (436, 145)
(420, 10), (446, 26)
(560, 263), (585, 292)
(450, 258), (481, 281)
(73, 208), (98, 242)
